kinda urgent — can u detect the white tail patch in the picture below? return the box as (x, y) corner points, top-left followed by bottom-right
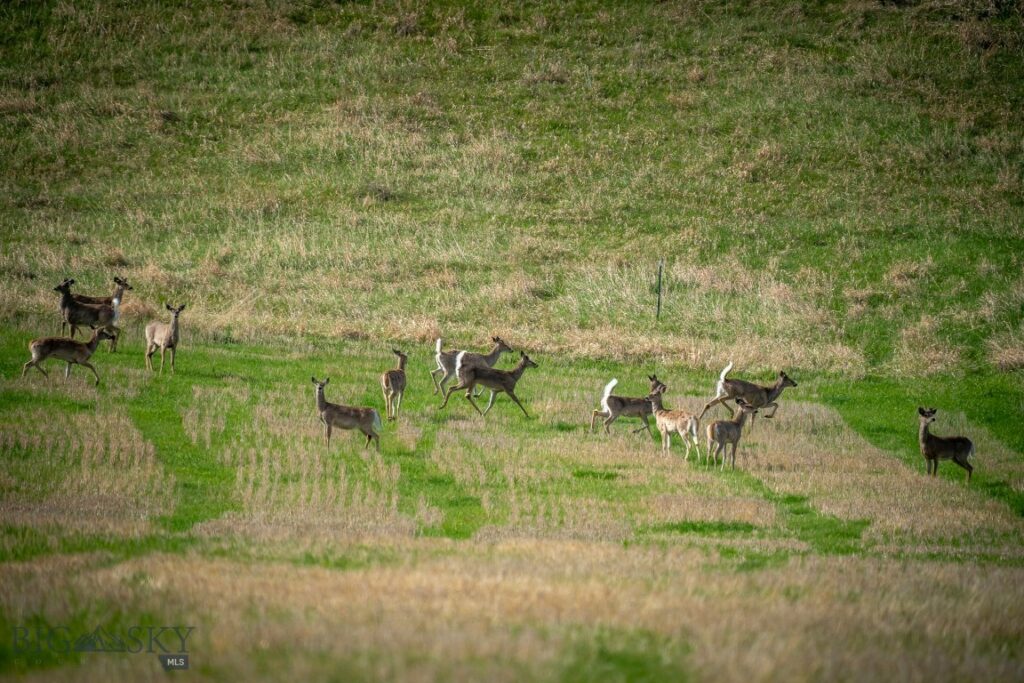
(714, 361), (734, 398)
(455, 350), (467, 377)
(600, 378), (618, 413)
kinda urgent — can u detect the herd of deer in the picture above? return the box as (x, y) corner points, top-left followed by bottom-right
(20, 278), (976, 482)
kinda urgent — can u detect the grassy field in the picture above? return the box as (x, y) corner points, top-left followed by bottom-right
(2, 0), (1024, 680)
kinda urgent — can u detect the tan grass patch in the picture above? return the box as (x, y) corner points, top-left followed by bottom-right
(987, 326), (1024, 371)
(892, 314), (963, 376)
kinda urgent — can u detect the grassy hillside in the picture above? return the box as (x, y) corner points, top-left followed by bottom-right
(2, 1), (1024, 681)
(1, 0), (1023, 374)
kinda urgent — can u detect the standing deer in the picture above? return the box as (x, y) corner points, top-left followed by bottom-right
(145, 304), (185, 373)
(700, 361), (797, 428)
(54, 279), (124, 352)
(918, 407), (974, 483)
(430, 336), (513, 396)
(380, 348), (408, 421)
(590, 374), (667, 435)
(706, 398), (759, 470)
(646, 387), (701, 460)
(22, 328), (116, 386)
(312, 377), (383, 451)
(440, 351), (538, 418)
(61, 276), (133, 336)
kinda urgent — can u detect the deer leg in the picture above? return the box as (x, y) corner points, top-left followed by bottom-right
(158, 347), (166, 374)
(700, 396), (731, 419)
(731, 443), (738, 470)
(325, 423), (332, 449)
(170, 347), (176, 374)
(590, 410), (608, 433)
(632, 414), (653, 435)
(429, 368), (442, 395)
(506, 390), (530, 418)
(394, 392), (403, 420)
(464, 393), (485, 416)
(107, 326), (120, 352)
(481, 390), (498, 416)
(65, 362), (72, 381)
(762, 402), (779, 419)
(602, 413), (617, 435)
(23, 360), (47, 379)
(80, 361), (100, 386)
(956, 457), (973, 483)
(436, 370), (453, 396)
(440, 382), (468, 409)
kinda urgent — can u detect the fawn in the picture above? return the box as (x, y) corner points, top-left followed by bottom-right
(145, 304), (185, 373)
(646, 387), (701, 460)
(705, 398), (759, 470)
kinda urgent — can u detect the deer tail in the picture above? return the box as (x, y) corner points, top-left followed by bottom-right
(600, 378), (618, 413)
(714, 361), (734, 398)
(455, 350), (467, 377)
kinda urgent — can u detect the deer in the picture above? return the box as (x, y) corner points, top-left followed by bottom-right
(61, 276), (133, 332)
(918, 407), (974, 483)
(144, 304), (185, 373)
(645, 387), (701, 460)
(705, 398), (759, 470)
(380, 348), (408, 421)
(700, 361), (797, 428)
(54, 279), (124, 352)
(22, 328), (116, 386)
(430, 336), (513, 397)
(439, 351), (538, 418)
(312, 377), (383, 451)
(590, 374), (668, 436)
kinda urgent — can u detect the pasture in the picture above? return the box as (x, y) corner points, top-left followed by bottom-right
(2, 0), (1024, 680)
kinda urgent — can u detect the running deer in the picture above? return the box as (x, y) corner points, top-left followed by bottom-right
(54, 279), (124, 352)
(590, 374), (668, 436)
(312, 377), (383, 451)
(700, 362), (797, 428)
(22, 328), (116, 386)
(706, 398), (759, 470)
(430, 336), (513, 396)
(145, 304), (185, 373)
(918, 407), (975, 483)
(646, 387), (701, 460)
(439, 351), (538, 418)
(380, 348), (408, 421)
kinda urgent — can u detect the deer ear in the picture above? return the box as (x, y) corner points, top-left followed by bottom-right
(179, 304), (186, 311)
(312, 377), (317, 384)
(917, 407), (925, 416)
(166, 303), (173, 311)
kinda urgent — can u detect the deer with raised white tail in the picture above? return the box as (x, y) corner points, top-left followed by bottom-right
(145, 304), (185, 373)
(700, 362), (797, 428)
(54, 279), (125, 352)
(380, 349), (408, 421)
(706, 398), (758, 470)
(312, 377), (382, 451)
(646, 387), (701, 460)
(430, 336), (513, 396)
(590, 374), (667, 435)
(918, 407), (974, 483)
(22, 328), (116, 386)
(440, 351), (538, 418)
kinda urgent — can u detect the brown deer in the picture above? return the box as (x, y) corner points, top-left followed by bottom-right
(145, 304), (185, 373)
(431, 336), (513, 396)
(312, 377), (383, 451)
(54, 280), (124, 352)
(918, 407), (974, 483)
(380, 348), (408, 421)
(700, 362), (797, 427)
(22, 328), (116, 386)
(590, 375), (668, 435)
(646, 387), (701, 460)
(706, 398), (759, 470)
(440, 351), (538, 418)
(56, 277), (132, 336)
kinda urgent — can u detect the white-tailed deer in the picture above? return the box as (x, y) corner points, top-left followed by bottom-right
(54, 279), (124, 352)
(22, 328), (115, 386)
(706, 398), (759, 470)
(646, 387), (701, 460)
(590, 374), (667, 435)
(918, 407), (974, 483)
(145, 304), (185, 373)
(312, 377), (383, 451)
(439, 351), (538, 417)
(700, 362), (797, 428)
(430, 336), (513, 396)
(380, 348), (408, 421)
